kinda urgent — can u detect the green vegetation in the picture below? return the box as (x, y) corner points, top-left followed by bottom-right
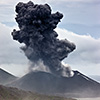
(0, 85), (76, 100)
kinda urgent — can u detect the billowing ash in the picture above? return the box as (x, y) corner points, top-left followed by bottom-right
(12, 1), (76, 77)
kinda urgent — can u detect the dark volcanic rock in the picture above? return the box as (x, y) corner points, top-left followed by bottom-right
(8, 71), (100, 98)
(0, 68), (17, 85)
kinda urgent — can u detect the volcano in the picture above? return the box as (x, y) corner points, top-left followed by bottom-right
(8, 70), (100, 98)
(9, 1), (100, 98)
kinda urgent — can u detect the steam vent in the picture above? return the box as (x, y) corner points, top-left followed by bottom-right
(12, 1), (76, 77)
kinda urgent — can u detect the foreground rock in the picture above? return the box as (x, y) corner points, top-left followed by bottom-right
(0, 85), (75, 100)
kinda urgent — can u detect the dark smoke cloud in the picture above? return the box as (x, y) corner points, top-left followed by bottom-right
(11, 1), (76, 77)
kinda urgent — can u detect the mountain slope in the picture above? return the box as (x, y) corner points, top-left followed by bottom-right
(0, 85), (75, 100)
(0, 68), (17, 85)
(89, 75), (100, 83)
(8, 71), (100, 98)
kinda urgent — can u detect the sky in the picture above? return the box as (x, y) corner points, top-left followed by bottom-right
(0, 0), (100, 77)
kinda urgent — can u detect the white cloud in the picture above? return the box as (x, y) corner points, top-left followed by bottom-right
(1, 22), (100, 76)
(0, 23), (26, 61)
(56, 28), (100, 75)
(0, 23), (28, 76)
(0, 23), (100, 76)
(0, 64), (28, 77)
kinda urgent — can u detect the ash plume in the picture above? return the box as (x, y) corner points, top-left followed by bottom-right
(12, 1), (76, 77)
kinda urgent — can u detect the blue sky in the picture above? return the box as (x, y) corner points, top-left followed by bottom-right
(0, 0), (100, 76)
